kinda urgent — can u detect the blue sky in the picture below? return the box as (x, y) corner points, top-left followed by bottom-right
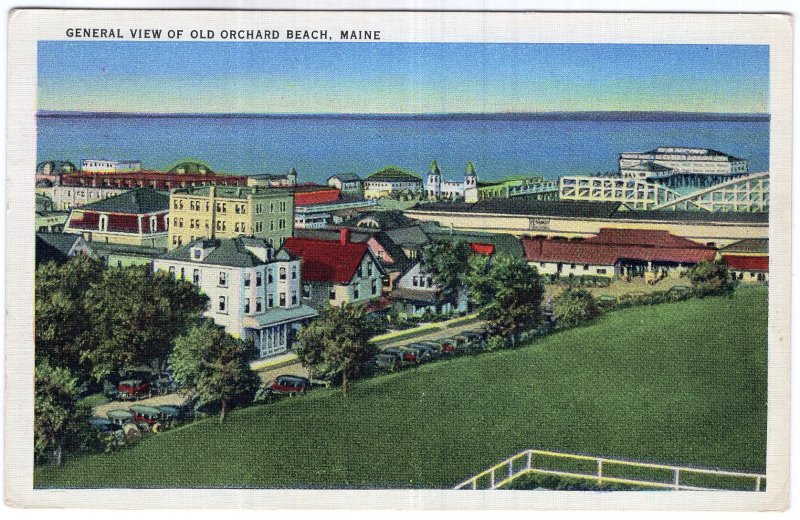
(38, 42), (769, 114)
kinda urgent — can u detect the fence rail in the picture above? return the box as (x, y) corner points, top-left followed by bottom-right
(453, 449), (766, 492)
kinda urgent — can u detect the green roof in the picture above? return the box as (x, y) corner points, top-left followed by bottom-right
(166, 159), (215, 174)
(88, 242), (166, 257)
(720, 238), (769, 254)
(160, 237), (280, 268)
(81, 187), (169, 214)
(366, 166), (422, 182)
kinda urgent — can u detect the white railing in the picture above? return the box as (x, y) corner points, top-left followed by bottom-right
(453, 449), (766, 492)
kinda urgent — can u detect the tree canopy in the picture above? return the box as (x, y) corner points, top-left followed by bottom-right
(35, 362), (93, 465)
(552, 287), (602, 328)
(169, 320), (259, 422)
(295, 304), (376, 396)
(421, 239), (472, 304)
(36, 259), (208, 382)
(467, 254), (543, 345)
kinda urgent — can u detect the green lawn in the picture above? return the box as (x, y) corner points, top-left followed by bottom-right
(35, 287), (768, 489)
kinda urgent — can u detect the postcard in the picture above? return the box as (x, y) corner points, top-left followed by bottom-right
(5, 8), (792, 510)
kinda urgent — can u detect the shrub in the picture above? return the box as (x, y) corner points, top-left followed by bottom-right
(553, 288), (602, 328)
(687, 261), (737, 298)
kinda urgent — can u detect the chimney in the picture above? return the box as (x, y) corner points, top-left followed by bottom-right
(340, 227), (350, 246)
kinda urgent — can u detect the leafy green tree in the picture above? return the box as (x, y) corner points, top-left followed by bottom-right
(34, 362), (93, 465)
(296, 304), (376, 396)
(421, 238), (472, 303)
(687, 261), (737, 297)
(553, 287), (602, 328)
(35, 256), (104, 380)
(83, 266), (207, 379)
(467, 254), (543, 346)
(169, 320), (259, 423)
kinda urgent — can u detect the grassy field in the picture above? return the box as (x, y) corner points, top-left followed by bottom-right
(35, 287), (767, 489)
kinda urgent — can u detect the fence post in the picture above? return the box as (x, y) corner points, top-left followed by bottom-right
(472, 478), (477, 491)
(490, 468), (496, 489)
(509, 459), (514, 479)
(527, 450), (533, 471)
(597, 459), (603, 486)
(755, 476), (761, 492)
(674, 468), (680, 490)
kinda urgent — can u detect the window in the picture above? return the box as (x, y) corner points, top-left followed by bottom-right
(291, 266), (297, 279)
(244, 298), (250, 313)
(256, 298), (263, 312)
(99, 214), (108, 232)
(412, 276), (419, 287)
(180, 267), (185, 280)
(357, 265), (363, 278)
(268, 270), (274, 283)
(150, 216), (158, 232)
(270, 220), (274, 231)
(279, 219), (285, 230)
(219, 271), (227, 286)
(268, 294), (274, 308)
(193, 269), (200, 284)
(279, 292), (286, 306)
(367, 262), (373, 276)
(279, 267), (287, 280)
(371, 280), (378, 295)
(583, 264), (590, 270)
(291, 291), (297, 305)
(218, 296), (226, 312)
(303, 284), (311, 298)
(329, 287), (336, 300)
(570, 264), (576, 269)
(172, 236), (178, 246)
(540, 262), (546, 267)
(168, 266), (175, 276)
(244, 272), (251, 287)
(256, 272), (263, 286)
(353, 286), (360, 299)
(597, 269), (607, 275)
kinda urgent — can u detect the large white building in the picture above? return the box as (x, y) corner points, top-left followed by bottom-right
(619, 147), (748, 178)
(36, 185), (127, 211)
(426, 160), (478, 201)
(81, 159), (142, 173)
(154, 237), (317, 359)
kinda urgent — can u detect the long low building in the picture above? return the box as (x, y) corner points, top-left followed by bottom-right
(522, 228), (717, 278)
(404, 198), (767, 248)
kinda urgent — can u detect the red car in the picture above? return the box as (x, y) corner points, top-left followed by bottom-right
(117, 379), (151, 400)
(268, 375), (311, 397)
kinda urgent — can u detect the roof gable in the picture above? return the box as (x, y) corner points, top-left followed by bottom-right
(283, 237), (379, 284)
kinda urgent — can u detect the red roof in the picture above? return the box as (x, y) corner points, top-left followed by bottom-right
(294, 188), (341, 206)
(522, 228), (716, 266)
(723, 255), (768, 272)
(283, 236), (371, 284)
(469, 243), (495, 255)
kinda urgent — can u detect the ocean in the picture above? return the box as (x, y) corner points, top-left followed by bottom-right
(36, 113), (770, 184)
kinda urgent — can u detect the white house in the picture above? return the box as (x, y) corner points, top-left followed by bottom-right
(327, 173), (363, 195)
(391, 260), (468, 316)
(81, 158), (142, 173)
(154, 237), (318, 359)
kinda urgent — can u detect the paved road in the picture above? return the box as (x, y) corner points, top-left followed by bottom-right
(92, 320), (486, 416)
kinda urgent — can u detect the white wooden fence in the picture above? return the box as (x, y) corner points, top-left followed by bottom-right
(453, 449), (766, 491)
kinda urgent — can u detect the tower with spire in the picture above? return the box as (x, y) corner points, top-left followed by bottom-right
(426, 159), (442, 200)
(464, 161), (478, 189)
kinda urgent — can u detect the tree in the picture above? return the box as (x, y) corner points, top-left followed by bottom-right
(295, 304), (376, 396)
(34, 362), (93, 465)
(169, 320), (259, 423)
(421, 239), (472, 304)
(467, 254), (544, 346)
(35, 256), (104, 380)
(83, 265), (208, 380)
(687, 261), (737, 297)
(553, 287), (602, 328)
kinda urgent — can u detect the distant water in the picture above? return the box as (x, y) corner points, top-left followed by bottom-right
(36, 113), (770, 184)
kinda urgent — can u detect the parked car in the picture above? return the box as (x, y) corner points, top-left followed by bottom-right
(117, 379), (151, 400)
(106, 409), (135, 426)
(463, 332), (486, 352)
(434, 338), (457, 355)
(89, 417), (123, 435)
(156, 405), (187, 426)
(383, 347), (417, 364)
(412, 341), (443, 359)
(267, 375), (311, 397)
(130, 404), (165, 431)
(371, 353), (400, 372)
(406, 343), (434, 361)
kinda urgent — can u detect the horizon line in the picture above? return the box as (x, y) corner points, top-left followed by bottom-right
(36, 110), (771, 121)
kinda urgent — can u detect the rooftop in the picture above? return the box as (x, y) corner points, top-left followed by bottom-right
(626, 161), (674, 172)
(365, 166), (422, 183)
(719, 238), (769, 254)
(172, 185), (293, 199)
(283, 236), (378, 284)
(79, 187), (169, 214)
(160, 237), (282, 268)
(328, 172), (361, 182)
